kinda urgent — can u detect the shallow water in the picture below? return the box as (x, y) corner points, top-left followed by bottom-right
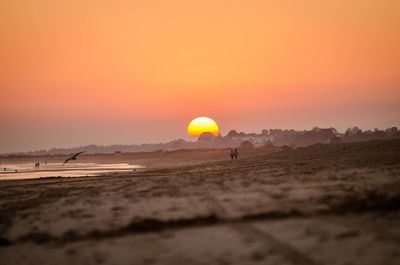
(0, 162), (144, 180)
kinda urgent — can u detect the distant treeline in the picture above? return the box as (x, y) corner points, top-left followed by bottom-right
(4, 126), (400, 156)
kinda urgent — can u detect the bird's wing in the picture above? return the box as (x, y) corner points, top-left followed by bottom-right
(72, 151), (85, 159)
(62, 157), (72, 165)
(63, 151), (85, 165)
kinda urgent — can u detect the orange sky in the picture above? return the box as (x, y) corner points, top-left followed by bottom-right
(1, 0), (400, 152)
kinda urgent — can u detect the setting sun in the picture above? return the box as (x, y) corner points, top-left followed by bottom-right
(187, 117), (219, 137)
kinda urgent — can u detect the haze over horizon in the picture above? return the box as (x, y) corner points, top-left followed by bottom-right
(1, 0), (400, 153)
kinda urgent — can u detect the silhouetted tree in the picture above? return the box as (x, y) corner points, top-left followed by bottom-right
(198, 132), (215, 141)
(240, 140), (255, 149)
(227, 130), (240, 138)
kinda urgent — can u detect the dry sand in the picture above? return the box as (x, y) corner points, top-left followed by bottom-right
(0, 140), (399, 265)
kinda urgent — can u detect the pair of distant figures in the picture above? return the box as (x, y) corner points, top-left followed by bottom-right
(34, 161), (47, 168)
(229, 148), (239, 160)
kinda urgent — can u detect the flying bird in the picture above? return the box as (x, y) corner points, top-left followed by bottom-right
(63, 151), (85, 165)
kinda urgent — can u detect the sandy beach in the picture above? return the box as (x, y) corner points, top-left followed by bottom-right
(0, 140), (399, 265)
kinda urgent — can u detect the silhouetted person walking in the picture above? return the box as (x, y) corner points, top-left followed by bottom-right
(229, 148), (235, 160)
(233, 148), (239, 159)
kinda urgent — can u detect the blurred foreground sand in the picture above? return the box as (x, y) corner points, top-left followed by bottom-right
(0, 140), (399, 265)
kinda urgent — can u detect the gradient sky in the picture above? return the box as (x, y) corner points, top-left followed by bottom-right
(1, 0), (400, 152)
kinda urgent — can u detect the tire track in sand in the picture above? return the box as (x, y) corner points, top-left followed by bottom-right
(203, 193), (322, 265)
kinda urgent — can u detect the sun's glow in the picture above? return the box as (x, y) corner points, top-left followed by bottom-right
(187, 117), (219, 137)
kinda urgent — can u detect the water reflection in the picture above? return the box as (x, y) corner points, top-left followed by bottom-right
(0, 163), (144, 180)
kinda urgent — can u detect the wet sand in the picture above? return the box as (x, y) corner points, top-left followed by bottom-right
(0, 163), (144, 180)
(0, 140), (399, 265)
